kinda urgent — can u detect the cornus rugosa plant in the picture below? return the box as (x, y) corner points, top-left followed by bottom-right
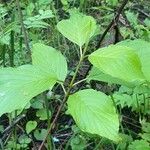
(0, 12), (150, 145)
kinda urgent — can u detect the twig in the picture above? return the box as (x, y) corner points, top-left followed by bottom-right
(84, 0), (129, 81)
(97, 0), (129, 48)
(16, 0), (30, 53)
(38, 44), (88, 150)
(1, 114), (25, 140)
(133, 7), (150, 18)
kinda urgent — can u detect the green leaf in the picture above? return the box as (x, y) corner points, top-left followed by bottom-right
(0, 65), (56, 116)
(88, 67), (134, 87)
(32, 43), (67, 81)
(0, 43), (67, 116)
(128, 140), (150, 150)
(71, 135), (86, 150)
(36, 108), (51, 120)
(26, 121), (37, 134)
(117, 39), (150, 82)
(106, 0), (118, 6)
(57, 12), (97, 47)
(34, 129), (47, 141)
(67, 89), (120, 142)
(88, 45), (145, 86)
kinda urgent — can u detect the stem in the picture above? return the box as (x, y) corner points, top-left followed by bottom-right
(93, 139), (103, 150)
(97, 0), (129, 48)
(72, 78), (87, 87)
(16, 0), (30, 56)
(60, 84), (67, 94)
(143, 94), (146, 114)
(13, 111), (17, 150)
(0, 139), (4, 150)
(43, 93), (52, 150)
(2, 45), (6, 67)
(38, 44), (88, 150)
(9, 12), (15, 67)
(136, 94), (141, 120)
(83, 0), (129, 82)
(9, 30), (15, 67)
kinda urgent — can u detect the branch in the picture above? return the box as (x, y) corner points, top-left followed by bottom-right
(97, 0), (129, 48)
(38, 45), (88, 150)
(1, 114), (25, 140)
(38, 1), (129, 149)
(84, 0), (129, 81)
(16, 0), (30, 54)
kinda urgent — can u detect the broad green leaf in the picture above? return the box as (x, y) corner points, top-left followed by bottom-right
(36, 108), (51, 120)
(88, 45), (145, 86)
(26, 121), (37, 134)
(117, 39), (150, 82)
(34, 129), (47, 141)
(71, 135), (86, 150)
(32, 43), (67, 81)
(88, 67), (134, 87)
(128, 140), (150, 150)
(67, 89), (120, 142)
(0, 43), (67, 116)
(57, 13), (97, 47)
(19, 135), (31, 145)
(0, 65), (56, 116)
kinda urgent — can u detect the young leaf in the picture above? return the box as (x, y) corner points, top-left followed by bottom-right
(26, 121), (37, 134)
(57, 13), (97, 47)
(117, 39), (150, 82)
(0, 65), (56, 116)
(88, 45), (145, 86)
(32, 43), (67, 81)
(67, 89), (120, 142)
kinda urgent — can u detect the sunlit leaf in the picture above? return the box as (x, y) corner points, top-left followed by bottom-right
(118, 39), (150, 82)
(0, 65), (56, 116)
(88, 67), (134, 87)
(67, 89), (120, 142)
(0, 43), (67, 116)
(57, 12), (97, 47)
(32, 43), (67, 81)
(88, 45), (145, 86)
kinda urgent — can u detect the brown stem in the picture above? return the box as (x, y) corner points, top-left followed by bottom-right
(38, 46), (87, 150)
(83, 0), (129, 81)
(97, 0), (128, 48)
(16, 0), (30, 54)
(38, 1), (129, 149)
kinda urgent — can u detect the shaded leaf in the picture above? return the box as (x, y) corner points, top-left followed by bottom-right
(26, 121), (37, 134)
(36, 108), (51, 120)
(34, 129), (47, 141)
